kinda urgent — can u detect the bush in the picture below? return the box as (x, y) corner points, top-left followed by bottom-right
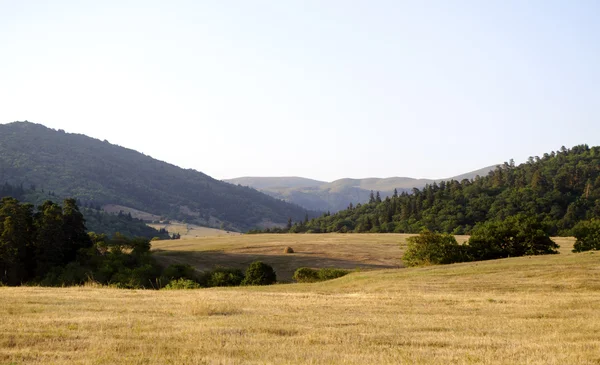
(293, 267), (350, 283)
(163, 278), (201, 290)
(241, 261), (276, 286)
(40, 262), (90, 286)
(468, 215), (559, 260)
(572, 219), (600, 252)
(402, 230), (469, 267)
(318, 268), (349, 281)
(293, 267), (319, 283)
(163, 264), (197, 281)
(207, 267), (245, 287)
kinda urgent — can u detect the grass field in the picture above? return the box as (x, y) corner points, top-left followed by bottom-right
(151, 233), (471, 281)
(2, 235), (600, 364)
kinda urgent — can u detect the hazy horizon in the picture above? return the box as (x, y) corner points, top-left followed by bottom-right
(2, 1), (599, 181)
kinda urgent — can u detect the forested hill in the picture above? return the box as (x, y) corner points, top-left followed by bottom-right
(280, 145), (600, 236)
(0, 122), (311, 231)
(0, 182), (169, 239)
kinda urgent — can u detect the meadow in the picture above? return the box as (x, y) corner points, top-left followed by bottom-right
(2, 235), (600, 364)
(151, 233), (470, 281)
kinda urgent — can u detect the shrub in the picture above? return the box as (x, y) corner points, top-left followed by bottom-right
(468, 215), (559, 260)
(402, 230), (469, 267)
(163, 264), (197, 281)
(241, 261), (276, 286)
(163, 278), (201, 290)
(572, 219), (600, 252)
(40, 262), (90, 286)
(293, 267), (350, 283)
(293, 267), (319, 283)
(208, 267), (245, 287)
(317, 268), (349, 281)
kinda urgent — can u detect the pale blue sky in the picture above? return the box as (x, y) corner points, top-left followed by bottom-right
(1, 1), (599, 181)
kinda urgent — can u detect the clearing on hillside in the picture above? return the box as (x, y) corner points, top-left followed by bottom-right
(1, 237), (598, 364)
(148, 222), (241, 238)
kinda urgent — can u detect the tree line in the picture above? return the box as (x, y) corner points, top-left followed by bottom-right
(1, 182), (169, 239)
(0, 196), (286, 288)
(256, 145), (600, 236)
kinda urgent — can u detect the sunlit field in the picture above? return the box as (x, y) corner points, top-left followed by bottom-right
(151, 233), (470, 281)
(148, 222), (242, 238)
(2, 235), (600, 364)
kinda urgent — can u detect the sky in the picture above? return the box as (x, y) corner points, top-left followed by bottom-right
(1, 1), (599, 182)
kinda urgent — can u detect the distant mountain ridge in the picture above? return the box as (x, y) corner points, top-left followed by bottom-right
(225, 166), (498, 212)
(227, 176), (326, 190)
(0, 121), (312, 231)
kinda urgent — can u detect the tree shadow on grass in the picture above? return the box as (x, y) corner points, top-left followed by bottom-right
(152, 249), (402, 281)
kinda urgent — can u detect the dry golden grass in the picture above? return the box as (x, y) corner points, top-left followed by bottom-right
(2, 235), (599, 364)
(148, 222), (241, 238)
(151, 233), (470, 281)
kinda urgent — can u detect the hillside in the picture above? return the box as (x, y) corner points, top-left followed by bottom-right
(285, 145), (600, 235)
(226, 176), (326, 190)
(0, 122), (312, 231)
(2, 236), (599, 364)
(226, 166), (497, 212)
(0, 182), (167, 239)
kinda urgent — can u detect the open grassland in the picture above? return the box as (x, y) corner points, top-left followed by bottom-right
(3, 235), (599, 364)
(1, 243), (599, 364)
(151, 233), (561, 281)
(151, 233), (425, 281)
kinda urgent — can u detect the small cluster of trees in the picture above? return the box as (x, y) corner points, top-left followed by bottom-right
(0, 196), (163, 288)
(402, 215), (561, 267)
(0, 197), (92, 285)
(162, 261), (277, 289)
(403, 215), (600, 267)
(572, 219), (600, 252)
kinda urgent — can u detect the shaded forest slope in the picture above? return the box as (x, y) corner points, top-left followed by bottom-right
(0, 122), (311, 231)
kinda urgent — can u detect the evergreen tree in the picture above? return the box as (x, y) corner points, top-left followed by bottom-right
(62, 198), (92, 263)
(34, 201), (65, 277)
(369, 190), (375, 204)
(0, 198), (35, 284)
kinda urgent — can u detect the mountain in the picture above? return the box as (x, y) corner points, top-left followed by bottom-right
(0, 122), (312, 231)
(277, 144), (600, 235)
(225, 166), (498, 212)
(226, 176), (326, 190)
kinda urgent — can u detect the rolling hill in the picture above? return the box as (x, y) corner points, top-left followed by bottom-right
(226, 166), (497, 212)
(0, 121), (312, 231)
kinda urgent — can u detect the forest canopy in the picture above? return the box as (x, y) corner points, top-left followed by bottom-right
(263, 145), (600, 236)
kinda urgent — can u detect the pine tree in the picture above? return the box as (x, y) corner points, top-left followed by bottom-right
(369, 191), (375, 204)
